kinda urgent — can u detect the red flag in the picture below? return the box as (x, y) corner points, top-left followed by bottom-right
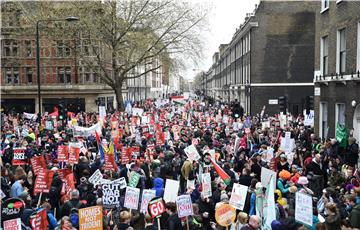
(95, 131), (101, 145)
(208, 157), (231, 186)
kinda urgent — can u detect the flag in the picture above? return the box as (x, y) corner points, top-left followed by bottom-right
(243, 117), (251, 128)
(336, 122), (348, 148)
(208, 156), (231, 185)
(263, 176), (276, 229)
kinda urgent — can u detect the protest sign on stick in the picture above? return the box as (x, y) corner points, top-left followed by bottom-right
(34, 170), (54, 194)
(30, 155), (46, 175)
(176, 195), (193, 218)
(79, 206), (103, 230)
(201, 173), (212, 198)
(124, 186), (140, 210)
(229, 184), (248, 210)
(295, 192), (313, 226)
(12, 148), (27, 165)
(102, 183), (121, 208)
(163, 179), (179, 203)
(140, 190), (156, 214)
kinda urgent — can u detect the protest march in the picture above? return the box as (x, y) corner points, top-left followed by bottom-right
(1, 95), (360, 230)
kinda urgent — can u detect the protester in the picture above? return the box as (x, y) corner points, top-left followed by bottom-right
(1, 96), (359, 230)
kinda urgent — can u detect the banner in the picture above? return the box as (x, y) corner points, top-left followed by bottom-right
(184, 145), (201, 161)
(3, 218), (21, 230)
(12, 148), (27, 165)
(163, 179), (179, 203)
(132, 108), (144, 116)
(79, 206), (103, 230)
(176, 195), (193, 218)
(295, 192), (313, 226)
(102, 183), (121, 208)
(263, 176), (276, 229)
(261, 167), (277, 189)
(112, 177), (127, 189)
(73, 122), (102, 137)
(336, 122), (348, 148)
(23, 112), (37, 121)
(68, 143), (80, 164)
(99, 106), (106, 119)
(124, 187), (140, 210)
(30, 156), (46, 175)
(229, 184), (248, 210)
(128, 172), (141, 188)
(140, 190), (156, 214)
(57, 145), (69, 162)
(201, 173), (212, 198)
(88, 169), (103, 187)
(30, 208), (48, 230)
(34, 170), (54, 194)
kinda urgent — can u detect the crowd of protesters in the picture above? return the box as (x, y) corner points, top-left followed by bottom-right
(1, 95), (360, 230)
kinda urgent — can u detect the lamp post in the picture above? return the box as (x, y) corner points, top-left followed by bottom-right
(36, 16), (79, 115)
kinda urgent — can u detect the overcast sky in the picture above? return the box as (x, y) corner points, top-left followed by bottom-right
(183, 0), (259, 80)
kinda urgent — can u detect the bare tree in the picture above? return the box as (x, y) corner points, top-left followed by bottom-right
(16, 0), (208, 110)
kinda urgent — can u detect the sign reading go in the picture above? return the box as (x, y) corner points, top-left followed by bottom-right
(148, 197), (165, 219)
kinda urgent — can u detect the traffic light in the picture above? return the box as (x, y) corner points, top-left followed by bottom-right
(278, 96), (287, 114)
(305, 96), (314, 114)
(58, 99), (67, 120)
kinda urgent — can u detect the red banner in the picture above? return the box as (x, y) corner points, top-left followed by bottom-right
(34, 170), (54, 194)
(12, 148), (27, 165)
(30, 156), (46, 175)
(57, 145), (68, 162)
(121, 147), (131, 165)
(68, 145), (80, 164)
(30, 208), (48, 230)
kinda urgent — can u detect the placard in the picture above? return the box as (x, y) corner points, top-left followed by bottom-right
(1, 198), (25, 221)
(128, 172), (141, 188)
(68, 143), (80, 164)
(88, 169), (103, 187)
(57, 145), (69, 162)
(176, 195), (193, 218)
(132, 108), (144, 116)
(34, 170), (54, 194)
(12, 148), (27, 165)
(29, 208), (48, 230)
(229, 184), (248, 210)
(79, 206), (103, 230)
(99, 106), (106, 119)
(140, 190), (156, 214)
(102, 183), (121, 208)
(3, 218), (21, 230)
(112, 177), (127, 189)
(201, 173), (212, 198)
(30, 156), (46, 175)
(184, 145), (201, 161)
(215, 203), (236, 227)
(295, 192), (313, 226)
(148, 197), (165, 219)
(261, 167), (277, 189)
(163, 179), (179, 203)
(124, 187), (140, 210)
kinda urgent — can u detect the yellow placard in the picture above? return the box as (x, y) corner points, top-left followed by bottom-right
(215, 203), (236, 227)
(79, 206), (103, 230)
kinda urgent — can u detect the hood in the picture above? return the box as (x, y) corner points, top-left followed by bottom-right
(153, 177), (164, 189)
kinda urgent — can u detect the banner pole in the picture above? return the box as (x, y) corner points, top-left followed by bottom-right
(186, 216), (190, 230)
(37, 192), (43, 207)
(157, 217), (161, 230)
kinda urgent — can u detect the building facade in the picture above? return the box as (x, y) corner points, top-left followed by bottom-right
(204, 1), (317, 116)
(313, 0), (360, 141)
(1, 2), (169, 114)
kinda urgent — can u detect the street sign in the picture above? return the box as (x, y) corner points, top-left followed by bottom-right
(268, 99), (278, 105)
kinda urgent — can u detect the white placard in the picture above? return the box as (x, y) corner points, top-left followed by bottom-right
(268, 99), (278, 105)
(201, 173), (212, 198)
(163, 179), (180, 203)
(132, 108), (144, 116)
(176, 195), (193, 218)
(124, 186), (140, 210)
(184, 145), (201, 161)
(99, 106), (106, 119)
(261, 167), (277, 189)
(229, 183), (248, 210)
(140, 189), (156, 214)
(304, 110), (314, 127)
(295, 192), (313, 226)
(88, 169), (103, 186)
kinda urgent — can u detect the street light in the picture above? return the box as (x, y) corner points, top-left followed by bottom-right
(36, 16), (79, 115)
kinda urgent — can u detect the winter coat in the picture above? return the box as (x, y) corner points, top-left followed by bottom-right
(350, 204), (360, 228)
(152, 177), (164, 197)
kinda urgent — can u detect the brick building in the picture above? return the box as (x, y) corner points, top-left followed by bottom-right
(313, 0), (360, 141)
(203, 1), (316, 115)
(1, 2), (169, 114)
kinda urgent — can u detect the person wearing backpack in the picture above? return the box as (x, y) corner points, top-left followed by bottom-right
(60, 189), (86, 223)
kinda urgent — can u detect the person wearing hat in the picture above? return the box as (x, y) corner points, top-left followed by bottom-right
(277, 153), (290, 173)
(277, 170), (296, 196)
(297, 176), (314, 195)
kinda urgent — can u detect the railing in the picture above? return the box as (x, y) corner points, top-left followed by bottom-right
(314, 71), (360, 82)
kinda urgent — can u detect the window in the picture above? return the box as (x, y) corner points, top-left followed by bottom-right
(321, 36), (329, 75)
(26, 67), (33, 83)
(25, 40), (32, 57)
(57, 40), (70, 57)
(82, 39), (90, 56)
(337, 29), (346, 74)
(82, 67), (99, 83)
(4, 67), (20, 84)
(58, 67), (71, 83)
(106, 97), (114, 112)
(321, 0), (329, 12)
(335, 103), (346, 126)
(3, 40), (18, 57)
(319, 102), (328, 139)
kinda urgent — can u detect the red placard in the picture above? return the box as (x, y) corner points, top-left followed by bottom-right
(30, 155), (46, 175)
(68, 145), (80, 164)
(156, 131), (165, 146)
(57, 145), (68, 162)
(34, 170), (54, 194)
(57, 168), (75, 196)
(148, 197), (165, 219)
(121, 147), (131, 165)
(104, 154), (118, 172)
(12, 148), (27, 165)
(30, 208), (48, 230)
